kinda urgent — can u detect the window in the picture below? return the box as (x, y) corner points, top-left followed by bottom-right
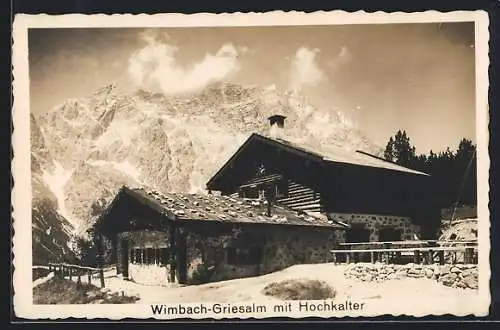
(240, 187), (259, 199)
(130, 247), (169, 266)
(134, 249), (142, 263)
(226, 247), (263, 265)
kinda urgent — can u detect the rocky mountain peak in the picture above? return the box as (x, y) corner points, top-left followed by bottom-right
(31, 81), (381, 236)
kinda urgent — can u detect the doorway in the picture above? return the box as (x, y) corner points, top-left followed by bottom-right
(378, 227), (403, 242)
(345, 225), (371, 243)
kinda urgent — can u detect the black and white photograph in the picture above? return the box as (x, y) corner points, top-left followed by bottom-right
(12, 11), (490, 319)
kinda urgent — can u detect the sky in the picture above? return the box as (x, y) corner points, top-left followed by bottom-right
(28, 23), (476, 154)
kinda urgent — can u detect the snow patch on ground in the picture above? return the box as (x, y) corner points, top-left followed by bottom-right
(33, 272), (54, 288)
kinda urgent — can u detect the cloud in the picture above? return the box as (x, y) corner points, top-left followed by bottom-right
(328, 46), (351, 71)
(128, 34), (244, 94)
(289, 47), (326, 90)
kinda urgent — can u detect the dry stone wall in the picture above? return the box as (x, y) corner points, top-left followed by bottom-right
(344, 262), (478, 289)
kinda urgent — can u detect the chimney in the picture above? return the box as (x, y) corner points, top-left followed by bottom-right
(268, 114), (286, 139)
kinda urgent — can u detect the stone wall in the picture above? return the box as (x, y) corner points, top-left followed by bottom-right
(115, 225), (338, 286)
(184, 225), (337, 284)
(328, 213), (421, 242)
(343, 263), (478, 289)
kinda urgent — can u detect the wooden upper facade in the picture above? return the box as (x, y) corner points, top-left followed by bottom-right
(206, 133), (441, 238)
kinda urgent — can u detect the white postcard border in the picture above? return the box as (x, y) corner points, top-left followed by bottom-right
(12, 10), (491, 320)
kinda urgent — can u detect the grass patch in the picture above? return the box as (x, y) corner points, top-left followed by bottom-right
(33, 277), (139, 304)
(262, 279), (336, 300)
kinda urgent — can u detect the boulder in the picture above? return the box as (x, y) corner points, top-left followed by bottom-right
(463, 275), (478, 289)
(378, 268), (387, 274)
(425, 268), (434, 279)
(99, 287), (110, 294)
(362, 273), (374, 282)
(462, 269), (477, 278)
(441, 264), (451, 275)
(395, 271), (407, 279)
(407, 268), (420, 275)
(85, 290), (101, 299)
(439, 273), (458, 286)
(450, 266), (461, 274)
(408, 272), (423, 278)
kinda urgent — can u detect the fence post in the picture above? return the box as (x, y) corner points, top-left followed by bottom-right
(438, 251), (444, 265)
(414, 250), (421, 264)
(99, 268), (105, 288)
(97, 232), (106, 288)
(464, 247), (473, 264)
(69, 267), (72, 281)
(88, 270), (92, 285)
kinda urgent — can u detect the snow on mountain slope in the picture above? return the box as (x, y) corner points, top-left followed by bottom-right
(42, 161), (74, 226)
(31, 81), (381, 234)
(31, 114), (76, 264)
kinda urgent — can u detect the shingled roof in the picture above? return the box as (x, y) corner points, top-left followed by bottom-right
(115, 186), (347, 229)
(207, 133), (428, 190)
(271, 136), (428, 176)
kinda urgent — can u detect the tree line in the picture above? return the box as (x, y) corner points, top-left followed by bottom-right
(383, 130), (477, 209)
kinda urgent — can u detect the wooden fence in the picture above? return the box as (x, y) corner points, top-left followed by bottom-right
(48, 263), (105, 288)
(330, 240), (478, 265)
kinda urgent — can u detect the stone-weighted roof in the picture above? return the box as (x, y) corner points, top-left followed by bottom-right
(126, 186), (347, 229)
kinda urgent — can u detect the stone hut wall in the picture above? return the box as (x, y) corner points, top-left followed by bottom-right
(183, 224), (338, 284)
(114, 225), (339, 286)
(329, 213), (421, 242)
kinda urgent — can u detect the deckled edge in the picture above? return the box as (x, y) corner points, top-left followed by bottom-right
(11, 10), (491, 320)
